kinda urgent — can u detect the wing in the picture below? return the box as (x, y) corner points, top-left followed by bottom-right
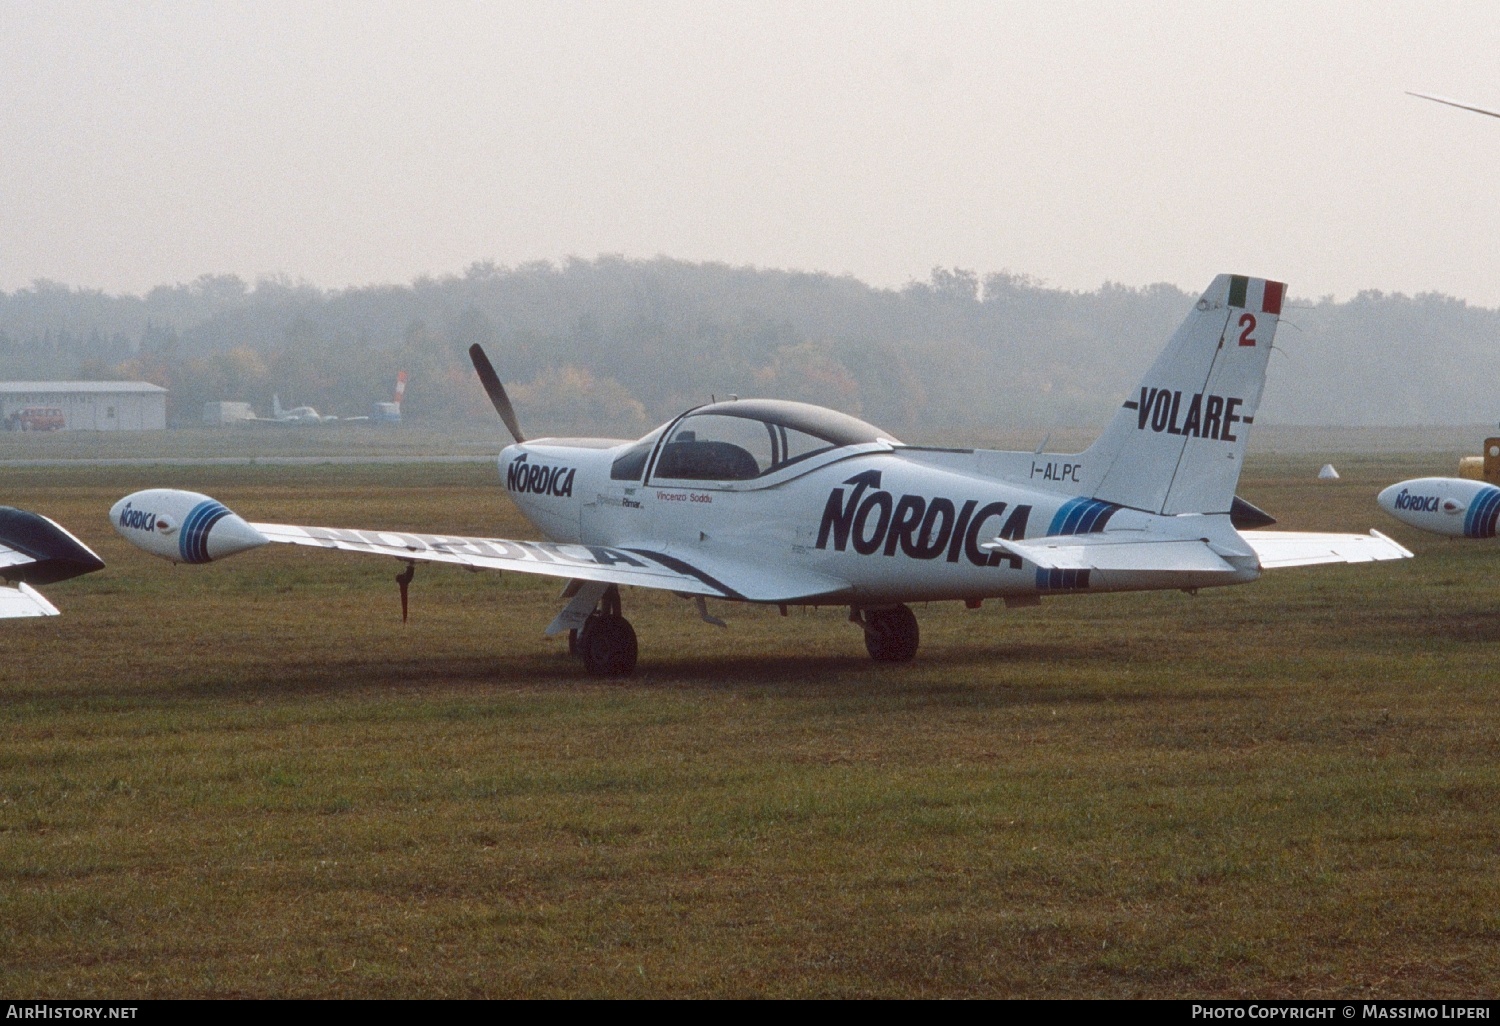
(250, 523), (850, 603)
(1239, 529), (1413, 569)
(0, 580), (59, 618)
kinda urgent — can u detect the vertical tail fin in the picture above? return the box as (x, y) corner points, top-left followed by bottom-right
(1084, 274), (1282, 515)
(272, 394), (283, 419)
(393, 371), (408, 407)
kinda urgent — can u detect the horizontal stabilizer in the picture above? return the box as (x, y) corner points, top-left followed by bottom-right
(983, 533), (1239, 573)
(1240, 530), (1412, 569)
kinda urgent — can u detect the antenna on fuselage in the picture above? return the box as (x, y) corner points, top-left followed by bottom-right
(468, 344), (526, 443)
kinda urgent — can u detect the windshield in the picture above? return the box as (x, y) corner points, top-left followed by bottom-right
(610, 426), (665, 481)
(651, 400), (897, 482)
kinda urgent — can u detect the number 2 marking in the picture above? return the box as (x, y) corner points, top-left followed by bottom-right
(1238, 312), (1257, 346)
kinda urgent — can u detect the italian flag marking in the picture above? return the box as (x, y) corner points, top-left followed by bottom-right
(1228, 275), (1285, 315)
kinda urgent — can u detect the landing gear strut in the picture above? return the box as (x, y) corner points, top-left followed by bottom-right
(572, 585), (638, 677)
(861, 604), (920, 663)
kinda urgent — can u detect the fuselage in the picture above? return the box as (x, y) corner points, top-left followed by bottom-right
(499, 401), (1261, 606)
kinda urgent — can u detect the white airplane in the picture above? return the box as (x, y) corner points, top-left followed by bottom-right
(0, 507), (105, 617)
(271, 395), (333, 423)
(110, 274), (1411, 675)
(1377, 477), (1500, 538)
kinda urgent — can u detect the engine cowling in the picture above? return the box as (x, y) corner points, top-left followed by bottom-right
(110, 489), (268, 563)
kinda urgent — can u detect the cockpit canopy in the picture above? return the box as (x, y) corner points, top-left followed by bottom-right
(611, 399), (899, 482)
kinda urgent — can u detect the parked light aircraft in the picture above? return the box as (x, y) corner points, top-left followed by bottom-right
(270, 373), (407, 425)
(271, 395), (332, 423)
(0, 507), (105, 617)
(110, 274), (1411, 675)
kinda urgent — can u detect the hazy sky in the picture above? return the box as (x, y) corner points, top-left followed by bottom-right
(6, 1), (1500, 304)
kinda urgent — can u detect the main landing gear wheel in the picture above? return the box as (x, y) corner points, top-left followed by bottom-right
(863, 604), (920, 663)
(578, 612), (638, 677)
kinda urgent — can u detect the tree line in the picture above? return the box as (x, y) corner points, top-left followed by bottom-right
(0, 258), (1495, 434)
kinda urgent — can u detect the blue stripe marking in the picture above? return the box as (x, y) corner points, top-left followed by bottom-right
(1060, 502), (1091, 535)
(1480, 487), (1500, 538)
(1075, 501), (1115, 534)
(178, 500), (231, 563)
(179, 502), (208, 563)
(1047, 497), (1122, 537)
(1465, 490), (1483, 536)
(1483, 493), (1500, 539)
(1465, 486), (1500, 538)
(1047, 498), (1085, 535)
(1070, 503), (1099, 534)
(1036, 568), (1091, 591)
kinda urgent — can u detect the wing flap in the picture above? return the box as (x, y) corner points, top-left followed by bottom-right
(1240, 529), (1413, 569)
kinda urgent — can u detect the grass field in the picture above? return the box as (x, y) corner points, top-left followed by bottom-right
(1, 451), (1497, 997)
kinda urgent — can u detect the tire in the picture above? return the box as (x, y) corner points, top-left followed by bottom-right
(864, 605), (919, 663)
(579, 613), (638, 677)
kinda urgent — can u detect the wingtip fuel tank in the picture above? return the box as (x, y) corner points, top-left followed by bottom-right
(111, 489), (268, 562)
(1378, 477), (1499, 538)
(0, 506), (105, 585)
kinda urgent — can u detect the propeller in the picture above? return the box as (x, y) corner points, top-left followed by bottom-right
(468, 343), (526, 443)
(1407, 91), (1500, 120)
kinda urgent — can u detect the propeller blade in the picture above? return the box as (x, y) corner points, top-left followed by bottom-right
(468, 343), (526, 443)
(1407, 91), (1500, 120)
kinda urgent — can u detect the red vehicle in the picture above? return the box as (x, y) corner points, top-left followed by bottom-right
(8, 407), (65, 431)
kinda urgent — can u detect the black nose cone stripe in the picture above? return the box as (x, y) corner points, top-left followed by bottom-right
(0, 507), (106, 585)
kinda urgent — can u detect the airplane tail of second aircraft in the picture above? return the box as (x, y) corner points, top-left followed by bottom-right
(1078, 274), (1282, 517)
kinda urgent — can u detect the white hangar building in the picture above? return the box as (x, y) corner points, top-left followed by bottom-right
(0, 381), (168, 432)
